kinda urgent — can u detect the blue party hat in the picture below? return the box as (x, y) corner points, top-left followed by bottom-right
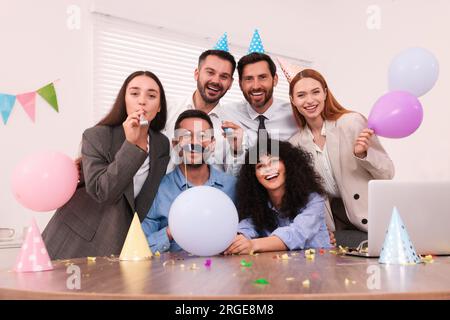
(378, 207), (421, 265)
(247, 29), (265, 54)
(213, 32), (229, 52)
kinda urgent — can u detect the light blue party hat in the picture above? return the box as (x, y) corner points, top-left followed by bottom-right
(378, 207), (421, 265)
(247, 29), (265, 54)
(213, 32), (229, 52)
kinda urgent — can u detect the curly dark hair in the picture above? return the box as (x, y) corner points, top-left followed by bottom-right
(236, 139), (325, 234)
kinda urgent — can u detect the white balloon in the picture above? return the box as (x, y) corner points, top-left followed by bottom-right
(168, 186), (238, 256)
(388, 47), (439, 97)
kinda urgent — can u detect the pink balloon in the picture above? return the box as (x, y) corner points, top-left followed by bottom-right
(368, 91), (423, 138)
(11, 151), (78, 212)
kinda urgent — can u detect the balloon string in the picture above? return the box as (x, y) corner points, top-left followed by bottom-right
(183, 149), (188, 191)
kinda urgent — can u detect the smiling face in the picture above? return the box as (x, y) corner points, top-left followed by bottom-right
(125, 75), (161, 121)
(239, 61), (278, 113)
(255, 155), (286, 192)
(195, 55), (234, 104)
(290, 77), (327, 123)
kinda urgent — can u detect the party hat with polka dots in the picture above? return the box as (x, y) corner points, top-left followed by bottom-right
(14, 218), (53, 272)
(247, 29), (265, 54)
(277, 57), (304, 83)
(379, 207), (421, 265)
(213, 32), (229, 52)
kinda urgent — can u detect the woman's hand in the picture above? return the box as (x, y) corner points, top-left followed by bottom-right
(223, 234), (254, 255)
(123, 109), (145, 145)
(354, 128), (374, 158)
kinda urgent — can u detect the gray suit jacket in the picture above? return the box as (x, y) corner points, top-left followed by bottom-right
(43, 125), (170, 259)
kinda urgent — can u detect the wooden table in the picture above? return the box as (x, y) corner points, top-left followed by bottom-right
(0, 251), (449, 299)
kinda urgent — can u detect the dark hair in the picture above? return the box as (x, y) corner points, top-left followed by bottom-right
(237, 140), (325, 234)
(174, 109), (214, 131)
(237, 52), (277, 80)
(289, 69), (350, 128)
(198, 49), (237, 75)
(96, 71), (167, 131)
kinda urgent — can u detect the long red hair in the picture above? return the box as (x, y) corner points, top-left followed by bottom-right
(289, 69), (350, 128)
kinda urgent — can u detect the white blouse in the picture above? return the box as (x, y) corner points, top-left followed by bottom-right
(133, 135), (150, 198)
(306, 124), (341, 198)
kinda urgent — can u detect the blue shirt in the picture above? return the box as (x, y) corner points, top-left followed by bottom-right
(237, 193), (331, 250)
(142, 165), (237, 253)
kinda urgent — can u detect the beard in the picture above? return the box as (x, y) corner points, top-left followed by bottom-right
(243, 86), (274, 110)
(197, 80), (226, 104)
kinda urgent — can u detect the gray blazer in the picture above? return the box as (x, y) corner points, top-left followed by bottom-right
(43, 125), (170, 259)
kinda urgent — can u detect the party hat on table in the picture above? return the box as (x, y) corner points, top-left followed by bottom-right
(119, 213), (153, 261)
(378, 207), (421, 265)
(277, 57), (304, 83)
(213, 32), (229, 52)
(247, 29), (265, 54)
(14, 218), (53, 272)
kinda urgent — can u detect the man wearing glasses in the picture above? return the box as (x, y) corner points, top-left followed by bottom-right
(142, 109), (237, 253)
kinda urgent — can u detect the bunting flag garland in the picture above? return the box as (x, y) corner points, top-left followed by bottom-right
(0, 94), (16, 124)
(0, 81), (59, 124)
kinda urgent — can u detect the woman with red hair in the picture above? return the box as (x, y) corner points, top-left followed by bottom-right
(289, 69), (394, 247)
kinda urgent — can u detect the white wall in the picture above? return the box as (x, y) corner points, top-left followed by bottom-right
(1, 0), (449, 236)
(0, 0), (93, 234)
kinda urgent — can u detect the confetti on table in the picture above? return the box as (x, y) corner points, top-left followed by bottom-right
(204, 259), (212, 267)
(280, 253), (290, 260)
(240, 259), (253, 267)
(154, 251), (160, 257)
(180, 264), (185, 269)
(421, 255), (434, 264)
(344, 278), (356, 286)
(319, 249), (325, 255)
(162, 259), (175, 267)
(305, 249), (315, 261)
(302, 279), (310, 288)
(253, 278), (269, 285)
(87, 257), (96, 262)
(285, 277), (295, 281)
(290, 252), (299, 257)
(338, 246), (348, 254)
(329, 249), (338, 255)
(310, 272), (320, 280)
(190, 263), (199, 270)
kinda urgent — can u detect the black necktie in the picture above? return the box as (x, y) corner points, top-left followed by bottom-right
(257, 115), (270, 155)
(257, 115), (266, 131)
(257, 115), (269, 139)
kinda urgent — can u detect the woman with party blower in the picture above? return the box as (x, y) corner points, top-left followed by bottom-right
(43, 71), (170, 259)
(288, 69), (394, 247)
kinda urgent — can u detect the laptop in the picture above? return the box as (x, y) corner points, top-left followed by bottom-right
(348, 180), (450, 257)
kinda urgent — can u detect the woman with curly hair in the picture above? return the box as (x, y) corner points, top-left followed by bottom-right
(224, 140), (331, 255)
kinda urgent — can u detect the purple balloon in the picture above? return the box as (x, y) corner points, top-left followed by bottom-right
(368, 91), (423, 139)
